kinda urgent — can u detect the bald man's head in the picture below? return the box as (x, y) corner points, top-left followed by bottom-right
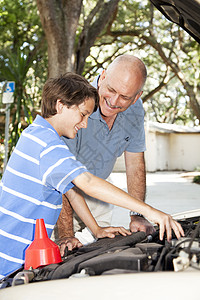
(98, 54), (147, 119)
(107, 54), (147, 92)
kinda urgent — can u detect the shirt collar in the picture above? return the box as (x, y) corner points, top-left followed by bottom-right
(89, 107), (123, 127)
(91, 74), (100, 88)
(34, 115), (59, 136)
(89, 107), (102, 120)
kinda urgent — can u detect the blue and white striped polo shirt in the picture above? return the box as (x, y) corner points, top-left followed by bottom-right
(0, 115), (88, 279)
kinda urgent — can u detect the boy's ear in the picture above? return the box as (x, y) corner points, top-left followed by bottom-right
(56, 99), (63, 114)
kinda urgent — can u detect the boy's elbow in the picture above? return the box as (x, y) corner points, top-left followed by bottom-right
(72, 172), (93, 193)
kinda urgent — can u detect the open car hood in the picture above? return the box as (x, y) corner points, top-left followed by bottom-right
(150, 0), (200, 43)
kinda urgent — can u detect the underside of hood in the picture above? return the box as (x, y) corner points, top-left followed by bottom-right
(150, 0), (200, 43)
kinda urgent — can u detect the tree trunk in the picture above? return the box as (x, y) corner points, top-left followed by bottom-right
(36, 0), (120, 77)
(75, 0), (120, 74)
(36, 0), (82, 77)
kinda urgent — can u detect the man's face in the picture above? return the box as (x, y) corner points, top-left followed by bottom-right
(98, 69), (143, 118)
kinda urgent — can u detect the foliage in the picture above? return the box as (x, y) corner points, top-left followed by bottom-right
(85, 0), (200, 126)
(0, 0), (199, 175)
(193, 175), (200, 184)
(35, 0), (200, 127)
(0, 0), (40, 52)
(0, 48), (40, 150)
(0, 0), (47, 171)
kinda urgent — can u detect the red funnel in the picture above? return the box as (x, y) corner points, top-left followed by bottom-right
(24, 219), (62, 270)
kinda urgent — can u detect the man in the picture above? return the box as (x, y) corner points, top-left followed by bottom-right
(57, 54), (155, 252)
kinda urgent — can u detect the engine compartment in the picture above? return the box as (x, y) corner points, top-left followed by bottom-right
(0, 213), (200, 289)
(76, 215), (200, 275)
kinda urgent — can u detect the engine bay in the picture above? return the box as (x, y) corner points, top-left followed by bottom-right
(0, 211), (200, 289)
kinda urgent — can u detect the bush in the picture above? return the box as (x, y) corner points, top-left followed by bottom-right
(193, 175), (200, 184)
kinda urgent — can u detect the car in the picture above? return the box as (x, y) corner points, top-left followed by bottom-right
(0, 1), (200, 299)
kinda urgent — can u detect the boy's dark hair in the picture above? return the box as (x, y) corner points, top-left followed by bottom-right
(41, 73), (99, 118)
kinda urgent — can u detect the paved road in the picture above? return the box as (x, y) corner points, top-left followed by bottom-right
(110, 171), (200, 228)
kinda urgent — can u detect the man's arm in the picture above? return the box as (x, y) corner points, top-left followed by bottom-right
(56, 191), (83, 255)
(57, 193), (74, 238)
(124, 151), (155, 235)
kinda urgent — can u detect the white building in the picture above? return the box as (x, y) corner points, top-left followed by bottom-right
(114, 122), (200, 172)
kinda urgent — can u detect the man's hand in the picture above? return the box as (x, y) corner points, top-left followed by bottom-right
(94, 226), (131, 239)
(130, 215), (156, 235)
(58, 237), (83, 257)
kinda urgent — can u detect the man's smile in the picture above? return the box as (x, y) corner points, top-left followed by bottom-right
(104, 97), (122, 110)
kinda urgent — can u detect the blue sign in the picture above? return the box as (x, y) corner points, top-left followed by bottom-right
(2, 81), (15, 104)
(5, 81), (15, 93)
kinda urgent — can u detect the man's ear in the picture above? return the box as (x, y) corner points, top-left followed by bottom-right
(131, 91), (143, 105)
(98, 69), (106, 87)
(56, 99), (63, 114)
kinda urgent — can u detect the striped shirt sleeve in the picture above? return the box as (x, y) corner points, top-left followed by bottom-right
(40, 141), (88, 194)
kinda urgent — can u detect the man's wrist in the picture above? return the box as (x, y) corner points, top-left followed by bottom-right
(130, 211), (144, 218)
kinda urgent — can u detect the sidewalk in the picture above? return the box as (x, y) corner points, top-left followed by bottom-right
(110, 171), (200, 228)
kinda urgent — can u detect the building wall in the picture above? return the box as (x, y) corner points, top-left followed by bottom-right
(145, 132), (170, 172)
(113, 130), (200, 172)
(168, 133), (200, 171)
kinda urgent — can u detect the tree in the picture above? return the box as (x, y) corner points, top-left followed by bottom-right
(0, 47), (40, 149)
(0, 0), (199, 175)
(36, 0), (120, 77)
(36, 0), (200, 125)
(0, 0), (47, 172)
(92, 0), (200, 124)
(1, 0), (199, 143)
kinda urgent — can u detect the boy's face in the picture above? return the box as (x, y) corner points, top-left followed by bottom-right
(56, 97), (95, 138)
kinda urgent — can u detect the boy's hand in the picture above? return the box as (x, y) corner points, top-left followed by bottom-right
(94, 226), (131, 239)
(148, 209), (185, 242)
(58, 237), (83, 257)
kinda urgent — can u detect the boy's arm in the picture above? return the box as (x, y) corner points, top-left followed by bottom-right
(57, 187), (130, 256)
(72, 172), (184, 242)
(68, 186), (130, 238)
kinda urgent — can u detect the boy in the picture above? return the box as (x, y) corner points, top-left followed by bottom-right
(0, 73), (184, 279)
